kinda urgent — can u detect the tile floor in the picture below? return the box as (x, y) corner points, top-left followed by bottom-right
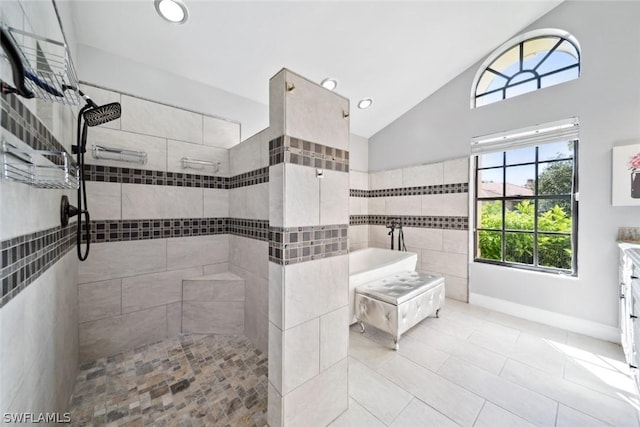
(69, 334), (267, 426)
(332, 298), (640, 427)
(69, 299), (640, 426)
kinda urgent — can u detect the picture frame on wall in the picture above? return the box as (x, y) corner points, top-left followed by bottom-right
(612, 143), (640, 206)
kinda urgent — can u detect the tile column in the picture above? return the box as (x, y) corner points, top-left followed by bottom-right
(267, 69), (350, 426)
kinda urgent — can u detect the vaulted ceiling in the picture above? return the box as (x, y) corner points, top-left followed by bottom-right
(64, 1), (562, 137)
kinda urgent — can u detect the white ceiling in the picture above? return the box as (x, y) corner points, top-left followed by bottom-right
(63, 1), (562, 138)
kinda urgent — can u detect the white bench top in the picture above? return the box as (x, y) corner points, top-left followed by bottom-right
(356, 271), (444, 305)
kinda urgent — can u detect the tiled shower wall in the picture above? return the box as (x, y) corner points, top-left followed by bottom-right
(0, 1), (79, 414)
(228, 127), (273, 354)
(76, 84), (241, 362)
(350, 158), (471, 301)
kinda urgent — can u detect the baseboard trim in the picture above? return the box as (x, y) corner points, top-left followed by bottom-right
(469, 293), (620, 343)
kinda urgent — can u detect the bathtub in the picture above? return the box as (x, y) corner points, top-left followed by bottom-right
(349, 248), (418, 323)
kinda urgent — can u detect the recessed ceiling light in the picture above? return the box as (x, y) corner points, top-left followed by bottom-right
(154, 0), (189, 24)
(320, 78), (337, 91)
(357, 98), (373, 109)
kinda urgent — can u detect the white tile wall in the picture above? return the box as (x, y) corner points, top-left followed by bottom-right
(167, 139), (229, 177)
(320, 307), (349, 371)
(121, 95), (203, 144)
(230, 132), (265, 175)
(78, 239), (167, 283)
(282, 358), (349, 426)
(229, 187), (247, 218)
(203, 115), (240, 149)
(121, 267), (202, 313)
(121, 184), (203, 219)
(229, 235), (268, 279)
(269, 70), (286, 139)
(166, 235), (229, 270)
(402, 163), (444, 187)
(385, 196), (421, 216)
(78, 279), (122, 323)
(246, 183), (269, 220)
(269, 164), (284, 227)
(421, 193), (468, 217)
(269, 263), (284, 329)
(370, 169), (403, 190)
(203, 188), (229, 217)
(283, 71), (349, 150)
(85, 127), (167, 171)
(79, 306), (166, 362)
(281, 318), (320, 394)
(231, 265), (268, 354)
(284, 164), (320, 227)
(349, 171), (369, 190)
(182, 301), (244, 334)
(320, 170), (349, 225)
(85, 182), (121, 220)
(444, 157), (470, 184)
(283, 254), (349, 329)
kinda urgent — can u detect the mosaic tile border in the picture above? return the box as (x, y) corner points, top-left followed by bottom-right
(83, 164), (230, 189)
(269, 224), (349, 265)
(0, 224), (76, 308)
(349, 183), (468, 198)
(1, 93), (71, 165)
(83, 165), (270, 189)
(269, 136), (349, 172)
(350, 215), (468, 230)
(228, 218), (269, 241)
(229, 167), (269, 189)
(83, 218), (269, 243)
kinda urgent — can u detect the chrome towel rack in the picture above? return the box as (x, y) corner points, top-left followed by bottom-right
(92, 145), (148, 165)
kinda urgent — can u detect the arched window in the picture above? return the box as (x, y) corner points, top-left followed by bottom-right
(472, 29), (581, 108)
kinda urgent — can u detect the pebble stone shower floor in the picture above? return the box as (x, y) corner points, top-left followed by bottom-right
(69, 334), (268, 427)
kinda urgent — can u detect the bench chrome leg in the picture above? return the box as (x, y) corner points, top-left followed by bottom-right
(359, 322), (365, 334)
(435, 308), (440, 318)
(393, 337), (399, 351)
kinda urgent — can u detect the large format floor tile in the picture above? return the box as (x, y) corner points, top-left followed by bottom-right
(348, 298), (640, 427)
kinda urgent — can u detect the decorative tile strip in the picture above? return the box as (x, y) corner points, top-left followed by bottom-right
(349, 215), (468, 230)
(228, 218), (269, 241)
(0, 93), (71, 164)
(229, 167), (269, 189)
(349, 189), (369, 197)
(349, 215), (370, 225)
(83, 164), (270, 189)
(269, 224), (349, 265)
(83, 218), (228, 243)
(349, 183), (468, 198)
(83, 217), (270, 243)
(269, 135), (349, 172)
(83, 164), (230, 189)
(0, 224), (76, 308)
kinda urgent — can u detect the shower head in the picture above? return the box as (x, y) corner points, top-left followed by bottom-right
(83, 102), (121, 127)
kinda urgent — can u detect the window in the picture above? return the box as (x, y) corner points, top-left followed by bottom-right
(472, 120), (578, 275)
(472, 29), (581, 108)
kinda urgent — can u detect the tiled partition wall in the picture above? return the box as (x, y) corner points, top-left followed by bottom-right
(268, 69), (350, 426)
(228, 127), (273, 354)
(362, 158), (470, 301)
(0, 70), (79, 419)
(77, 84), (240, 362)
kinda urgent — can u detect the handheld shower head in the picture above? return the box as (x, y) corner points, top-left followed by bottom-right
(83, 102), (121, 127)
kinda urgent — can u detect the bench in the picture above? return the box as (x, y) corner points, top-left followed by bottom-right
(354, 271), (445, 350)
